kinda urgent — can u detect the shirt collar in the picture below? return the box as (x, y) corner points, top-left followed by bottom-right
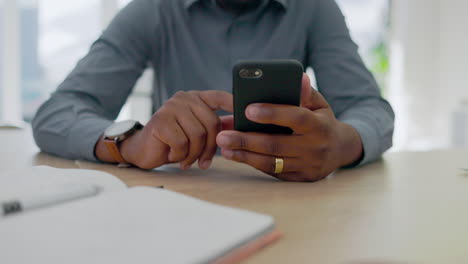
(183, 0), (289, 10)
(273, 0), (288, 9)
(183, 0), (200, 9)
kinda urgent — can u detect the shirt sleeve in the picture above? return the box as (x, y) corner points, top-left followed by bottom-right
(32, 0), (157, 161)
(307, 0), (395, 166)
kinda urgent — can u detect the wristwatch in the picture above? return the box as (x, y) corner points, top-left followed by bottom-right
(103, 120), (143, 163)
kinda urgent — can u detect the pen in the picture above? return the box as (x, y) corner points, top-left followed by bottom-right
(1, 184), (100, 217)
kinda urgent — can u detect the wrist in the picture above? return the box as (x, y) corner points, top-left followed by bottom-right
(335, 121), (364, 167)
(120, 129), (143, 165)
(95, 120), (143, 164)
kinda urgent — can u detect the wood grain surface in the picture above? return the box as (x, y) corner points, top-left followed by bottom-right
(2, 127), (468, 263)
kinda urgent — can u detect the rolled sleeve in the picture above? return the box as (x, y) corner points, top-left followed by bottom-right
(67, 118), (114, 161)
(339, 99), (395, 166)
(342, 118), (382, 166)
(308, 0), (395, 166)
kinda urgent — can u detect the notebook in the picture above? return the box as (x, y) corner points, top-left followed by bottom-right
(0, 166), (281, 264)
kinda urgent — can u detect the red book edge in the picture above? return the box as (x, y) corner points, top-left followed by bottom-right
(213, 229), (283, 264)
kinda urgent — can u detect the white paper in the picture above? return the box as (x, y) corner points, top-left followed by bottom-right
(0, 187), (275, 264)
(0, 166), (127, 200)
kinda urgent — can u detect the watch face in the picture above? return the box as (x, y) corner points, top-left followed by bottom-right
(105, 120), (139, 138)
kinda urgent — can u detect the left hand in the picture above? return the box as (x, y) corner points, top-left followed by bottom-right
(216, 74), (363, 182)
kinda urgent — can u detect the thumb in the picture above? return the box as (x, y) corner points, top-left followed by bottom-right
(300, 74), (329, 110)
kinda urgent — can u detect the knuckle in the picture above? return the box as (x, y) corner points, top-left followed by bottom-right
(238, 135), (247, 149)
(232, 150), (246, 162)
(267, 139), (281, 155)
(187, 91), (199, 97)
(163, 99), (177, 109)
(174, 91), (187, 98)
(208, 116), (222, 131)
(151, 127), (161, 140)
(151, 125), (166, 141)
(174, 137), (189, 150)
(151, 122), (171, 141)
(153, 109), (167, 120)
(228, 134), (246, 149)
(192, 128), (207, 141)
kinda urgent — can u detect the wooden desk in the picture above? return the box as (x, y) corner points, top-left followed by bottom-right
(2, 127), (468, 263)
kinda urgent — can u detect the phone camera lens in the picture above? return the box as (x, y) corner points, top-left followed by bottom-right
(239, 69), (250, 78)
(239, 68), (262, 79)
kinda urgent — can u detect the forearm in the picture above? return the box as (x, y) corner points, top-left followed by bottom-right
(32, 92), (113, 161)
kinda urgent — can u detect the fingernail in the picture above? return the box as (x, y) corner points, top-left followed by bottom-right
(200, 160), (212, 170)
(181, 163), (191, 170)
(217, 134), (230, 147)
(222, 149), (234, 159)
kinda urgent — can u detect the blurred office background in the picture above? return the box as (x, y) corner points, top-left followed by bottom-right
(0, 0), (467, 151)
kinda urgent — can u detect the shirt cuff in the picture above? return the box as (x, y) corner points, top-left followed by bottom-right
(67, 117), (113, 162)
(340, 118), (381, 167)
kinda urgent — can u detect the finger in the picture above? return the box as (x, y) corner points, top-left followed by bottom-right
(152, 113), (188, 162)
(220, 148), (302, 174)
(300, 73), (329, 110)
(220, 115), (234, 131)
(273, 172), (325, 182)
(177, 110), (208, 170)
(198, 90), (233, 113)
(245, 103), (318, 134)
(189, 100), (223, 170)
(217, 130), (302, 157)
(136, 140), (171, 170)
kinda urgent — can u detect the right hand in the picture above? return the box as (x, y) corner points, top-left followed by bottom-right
(120, 90), (233, 170)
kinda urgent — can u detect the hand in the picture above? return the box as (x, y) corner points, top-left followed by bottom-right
(119, 90), (233, 170)
(216, 74), (363, 182)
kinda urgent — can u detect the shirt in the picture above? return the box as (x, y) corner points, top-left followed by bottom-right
(32, 0), (395, 166)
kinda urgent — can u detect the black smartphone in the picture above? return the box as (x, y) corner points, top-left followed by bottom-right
(233, 60), (304, 134)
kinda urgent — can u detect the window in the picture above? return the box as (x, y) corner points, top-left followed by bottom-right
(0, 0), (130, 123)
(337, 0), (390, 92)
(1, 0), (390, 127)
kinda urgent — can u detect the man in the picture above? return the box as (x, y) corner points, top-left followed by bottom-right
(32, 0), (394, 182)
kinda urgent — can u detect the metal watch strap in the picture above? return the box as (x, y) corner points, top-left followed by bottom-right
(103, 137), (127, 164)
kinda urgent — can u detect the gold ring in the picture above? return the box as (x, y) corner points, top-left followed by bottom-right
(274, 158), (284, 174)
